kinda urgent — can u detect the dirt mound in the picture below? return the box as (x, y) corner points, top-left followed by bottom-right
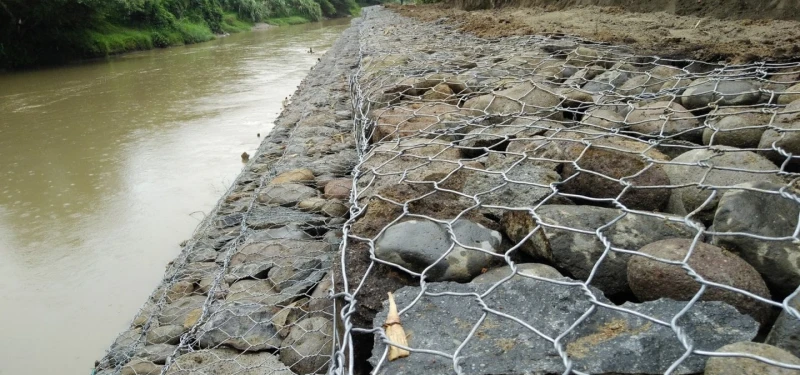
(454, 0), (800, 21)
(390, 3), (800, 63)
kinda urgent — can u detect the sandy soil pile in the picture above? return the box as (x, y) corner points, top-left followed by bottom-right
(390, 3), (800, 63)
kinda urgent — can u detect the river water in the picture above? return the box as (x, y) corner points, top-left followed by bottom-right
(0, 19), (349, 375)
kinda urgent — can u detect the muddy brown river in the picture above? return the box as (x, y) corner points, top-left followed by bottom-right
(0, 19), (349, 375)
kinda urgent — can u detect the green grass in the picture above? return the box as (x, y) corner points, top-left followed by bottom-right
(349, 4), (362, 16)
(79, 19), (217, 58)
(84, 26), (155, 56)
(266, 15), (312, 25)
(221, 12), (255, 33)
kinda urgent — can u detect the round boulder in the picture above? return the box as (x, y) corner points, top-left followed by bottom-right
(703, 114), (769, 148)
(628, 238), (772, 325)
(625, 101), (701, 141)
(324, 178), (352, 200)
(375, 219), (503, 282)
(663, 146), (783, 223)
(712, 181), (800, 298)
(559, 137), (672, 212)
(759, 100), (800, 165)
(681, 79), (762, 110)
(280, 317), (334, 374)
(778, 82), (800, 105)
(705, 342), (800, 375)
(471, 263), (563, 283)
(581, 109), (625, 130)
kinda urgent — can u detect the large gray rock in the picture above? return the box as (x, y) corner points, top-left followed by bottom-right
(463, 81), (563, 117)
(767, 293), (800, 358)
(279, 317), (333, 374)
(703, 113), (771, 148)
(663, 146), (783, 223)
(226, 239), (330, 283)
(471, 262), (562, 283)
(580, 108), (625, 130)
(511, 131), (673, 211)
(460, 160), (561, 217)
(370, 279), (758, 374)
(134, 343), (178, 365)
(375, 219), (503, 282)
(758, 100), (800, 165)
(778, 82), (800, 105)
(160, 295), (207, 326)
(705, 342), (800, 375)
(258, 183), (319, 206)
(681, 79), (762, 110)
(164, 348), (296, 375)
(617, 74), (664, 97)
(501, 205), (698, 296)
(583, 69), (630, 93)
(146, 324), (185, 345)
(356, 137), (463, 202)
(197, 301), (282, 351)
(712, 181), (800, 298)
(626, 101), (701, 141)
(121, 358), (162, 375)
(628, 238), (772, 325)
(103, 328), (142, 367)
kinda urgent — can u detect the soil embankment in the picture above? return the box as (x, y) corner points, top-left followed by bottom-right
(392, 1), (800, 63)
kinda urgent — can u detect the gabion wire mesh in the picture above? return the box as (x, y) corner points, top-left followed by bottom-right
(94, 22), (362, 375)
(333, 6), (800, 375)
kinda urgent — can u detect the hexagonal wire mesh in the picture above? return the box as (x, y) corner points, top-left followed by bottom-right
(332, 7), (800, 375)
(94, 22), (362, 375)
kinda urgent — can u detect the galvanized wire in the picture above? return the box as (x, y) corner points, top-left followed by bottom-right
(334, 6), (800, 375)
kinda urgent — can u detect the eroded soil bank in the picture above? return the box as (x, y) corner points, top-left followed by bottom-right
(392, 2), (800, 63)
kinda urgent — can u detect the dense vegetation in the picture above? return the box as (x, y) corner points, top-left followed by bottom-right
(0, 0), (360, 69)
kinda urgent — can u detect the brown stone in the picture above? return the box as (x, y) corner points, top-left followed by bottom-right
(270, 168), (315, 185)
(628, 238), (772, 325)
(369, 103), (469, 143)
(324, 178), (352, 200)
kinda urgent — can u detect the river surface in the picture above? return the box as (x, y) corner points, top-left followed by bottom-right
(0, 18), (349, 375)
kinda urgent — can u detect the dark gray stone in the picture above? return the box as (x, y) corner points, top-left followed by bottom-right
(160, 296), (207, 326)
(681, 79), (762, 109)
(279, 317), (334, 374)
(664, 146), (783, 223)
(461, 160), (561, 217)
(258, 184), (319, 206)
(197, 301), (282, 351)
(146, 324), (185, 345)
(758, 100), (800, 165)
(370, 279), (758, 374)
(134, 344), (178, 365)
(583, 69), (630, 93)
(767, 293), (800, 358)
(712, 181), (800, 298)
(103, 328), (142, 367)
(375, 219), (503, 282)
(471, 262), (562, 283)
(502, 205), (698, 296)
(163, 348), (296, 375)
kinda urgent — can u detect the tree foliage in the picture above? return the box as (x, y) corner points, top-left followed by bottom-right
(0, 0), (356, 69)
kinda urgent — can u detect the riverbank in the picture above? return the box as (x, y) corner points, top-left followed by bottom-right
(0, 0), (361, 71)
(99, 4), (800, 375)
(94, 15), (361, 375)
